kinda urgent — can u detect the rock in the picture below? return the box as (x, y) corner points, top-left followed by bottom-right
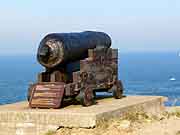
(118, 120), (131, 129)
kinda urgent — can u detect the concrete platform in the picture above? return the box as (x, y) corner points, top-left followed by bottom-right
(0, 96), (167, 135)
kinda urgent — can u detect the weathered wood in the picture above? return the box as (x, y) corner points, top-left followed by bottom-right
(28, 47), (123, 109)
(29, 82), (65, 109)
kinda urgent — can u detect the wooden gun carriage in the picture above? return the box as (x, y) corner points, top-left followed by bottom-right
(28, 31), (123, 108)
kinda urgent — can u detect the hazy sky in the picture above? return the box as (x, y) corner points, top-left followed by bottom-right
(0, 0), (180, 55)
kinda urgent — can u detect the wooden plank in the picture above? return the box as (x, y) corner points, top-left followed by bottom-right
(29, 83), (65, 108)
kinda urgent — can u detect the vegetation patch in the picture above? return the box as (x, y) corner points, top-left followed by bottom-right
(44, 130), (56, 135)
(45, 109), (180, 135)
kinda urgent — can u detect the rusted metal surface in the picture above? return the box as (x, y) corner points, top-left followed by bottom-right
(29, 82), (65, 109)
(79, 48), (118, 90)
(28, 31), (123, 109)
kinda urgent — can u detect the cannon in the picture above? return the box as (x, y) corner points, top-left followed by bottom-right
(28, 31), (123, 108)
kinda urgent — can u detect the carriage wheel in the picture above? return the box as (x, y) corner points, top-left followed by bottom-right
(113, 80), (123, 99)
(78, 87), (95, 106)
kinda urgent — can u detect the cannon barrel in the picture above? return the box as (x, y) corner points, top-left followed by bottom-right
(37, 31), (111, 68)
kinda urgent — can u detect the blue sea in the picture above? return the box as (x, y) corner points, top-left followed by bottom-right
(0, 52), (180, 106)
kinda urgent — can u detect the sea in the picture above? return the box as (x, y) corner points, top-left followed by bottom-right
(0, 52), (179, 106)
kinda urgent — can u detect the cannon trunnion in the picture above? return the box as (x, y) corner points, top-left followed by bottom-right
(28, 31), (123, 109)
